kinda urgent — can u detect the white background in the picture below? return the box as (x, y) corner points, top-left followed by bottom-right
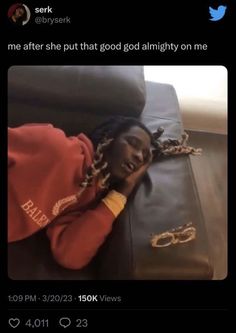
(144, 66), (227, 134)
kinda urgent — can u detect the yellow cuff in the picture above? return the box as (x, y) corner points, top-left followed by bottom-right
(102, 190), (127, 217)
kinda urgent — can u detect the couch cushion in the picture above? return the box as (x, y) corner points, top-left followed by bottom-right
(98, 82), (213, 279)
(8, 66), (146, 133)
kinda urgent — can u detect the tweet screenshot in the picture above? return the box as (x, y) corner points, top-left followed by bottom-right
(1, 0), (232, 330)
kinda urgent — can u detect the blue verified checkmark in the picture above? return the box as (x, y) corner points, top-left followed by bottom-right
(209, 5), (227, 21)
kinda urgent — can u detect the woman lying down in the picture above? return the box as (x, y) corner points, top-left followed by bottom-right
(8, 116), (201, 269)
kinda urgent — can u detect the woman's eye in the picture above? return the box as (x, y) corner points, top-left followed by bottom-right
(127, 137), (139, 148)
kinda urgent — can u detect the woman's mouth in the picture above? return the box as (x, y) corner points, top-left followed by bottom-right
(121, 161), (136, 174)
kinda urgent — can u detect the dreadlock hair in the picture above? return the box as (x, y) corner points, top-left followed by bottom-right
(151, 128), (202, 159)
(82, 116), (154, 190)
(52, 116), (201, 217)
(90, 115), (201, 153)
(88, 115), (202, 185)
(89, 116), (154, 149)
(52, 117), (149, 216)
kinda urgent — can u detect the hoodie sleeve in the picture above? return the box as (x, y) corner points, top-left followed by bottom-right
(46, 191), (127, 270)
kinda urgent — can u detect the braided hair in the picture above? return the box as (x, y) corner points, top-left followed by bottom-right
(86, 117), (155, 189)
(52, 116), (201, 216)
(151, 127), (202, 158)
(87, 116), (201, 186)
(89, 116), (154, 149)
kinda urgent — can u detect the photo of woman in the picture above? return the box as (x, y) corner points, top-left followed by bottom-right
(8, 3), (30, 26)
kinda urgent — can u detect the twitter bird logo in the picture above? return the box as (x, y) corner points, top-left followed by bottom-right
(209, 5), (227, 21)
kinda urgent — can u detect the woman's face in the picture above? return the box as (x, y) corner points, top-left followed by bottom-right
(105, 126), (152, 180)
(14, 7), (25, 18)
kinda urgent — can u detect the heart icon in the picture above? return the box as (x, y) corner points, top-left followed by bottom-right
(8, 318), (20, 328)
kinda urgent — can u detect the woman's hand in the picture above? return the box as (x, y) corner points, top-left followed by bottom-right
(116, 153), (152, 197)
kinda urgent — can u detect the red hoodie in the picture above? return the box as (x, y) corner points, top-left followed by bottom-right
(8, 124), (116, 269)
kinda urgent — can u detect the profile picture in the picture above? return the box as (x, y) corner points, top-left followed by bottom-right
(8, 3), (31, 26)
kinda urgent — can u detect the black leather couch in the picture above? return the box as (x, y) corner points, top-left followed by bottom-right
(8, 66), (213, 280)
